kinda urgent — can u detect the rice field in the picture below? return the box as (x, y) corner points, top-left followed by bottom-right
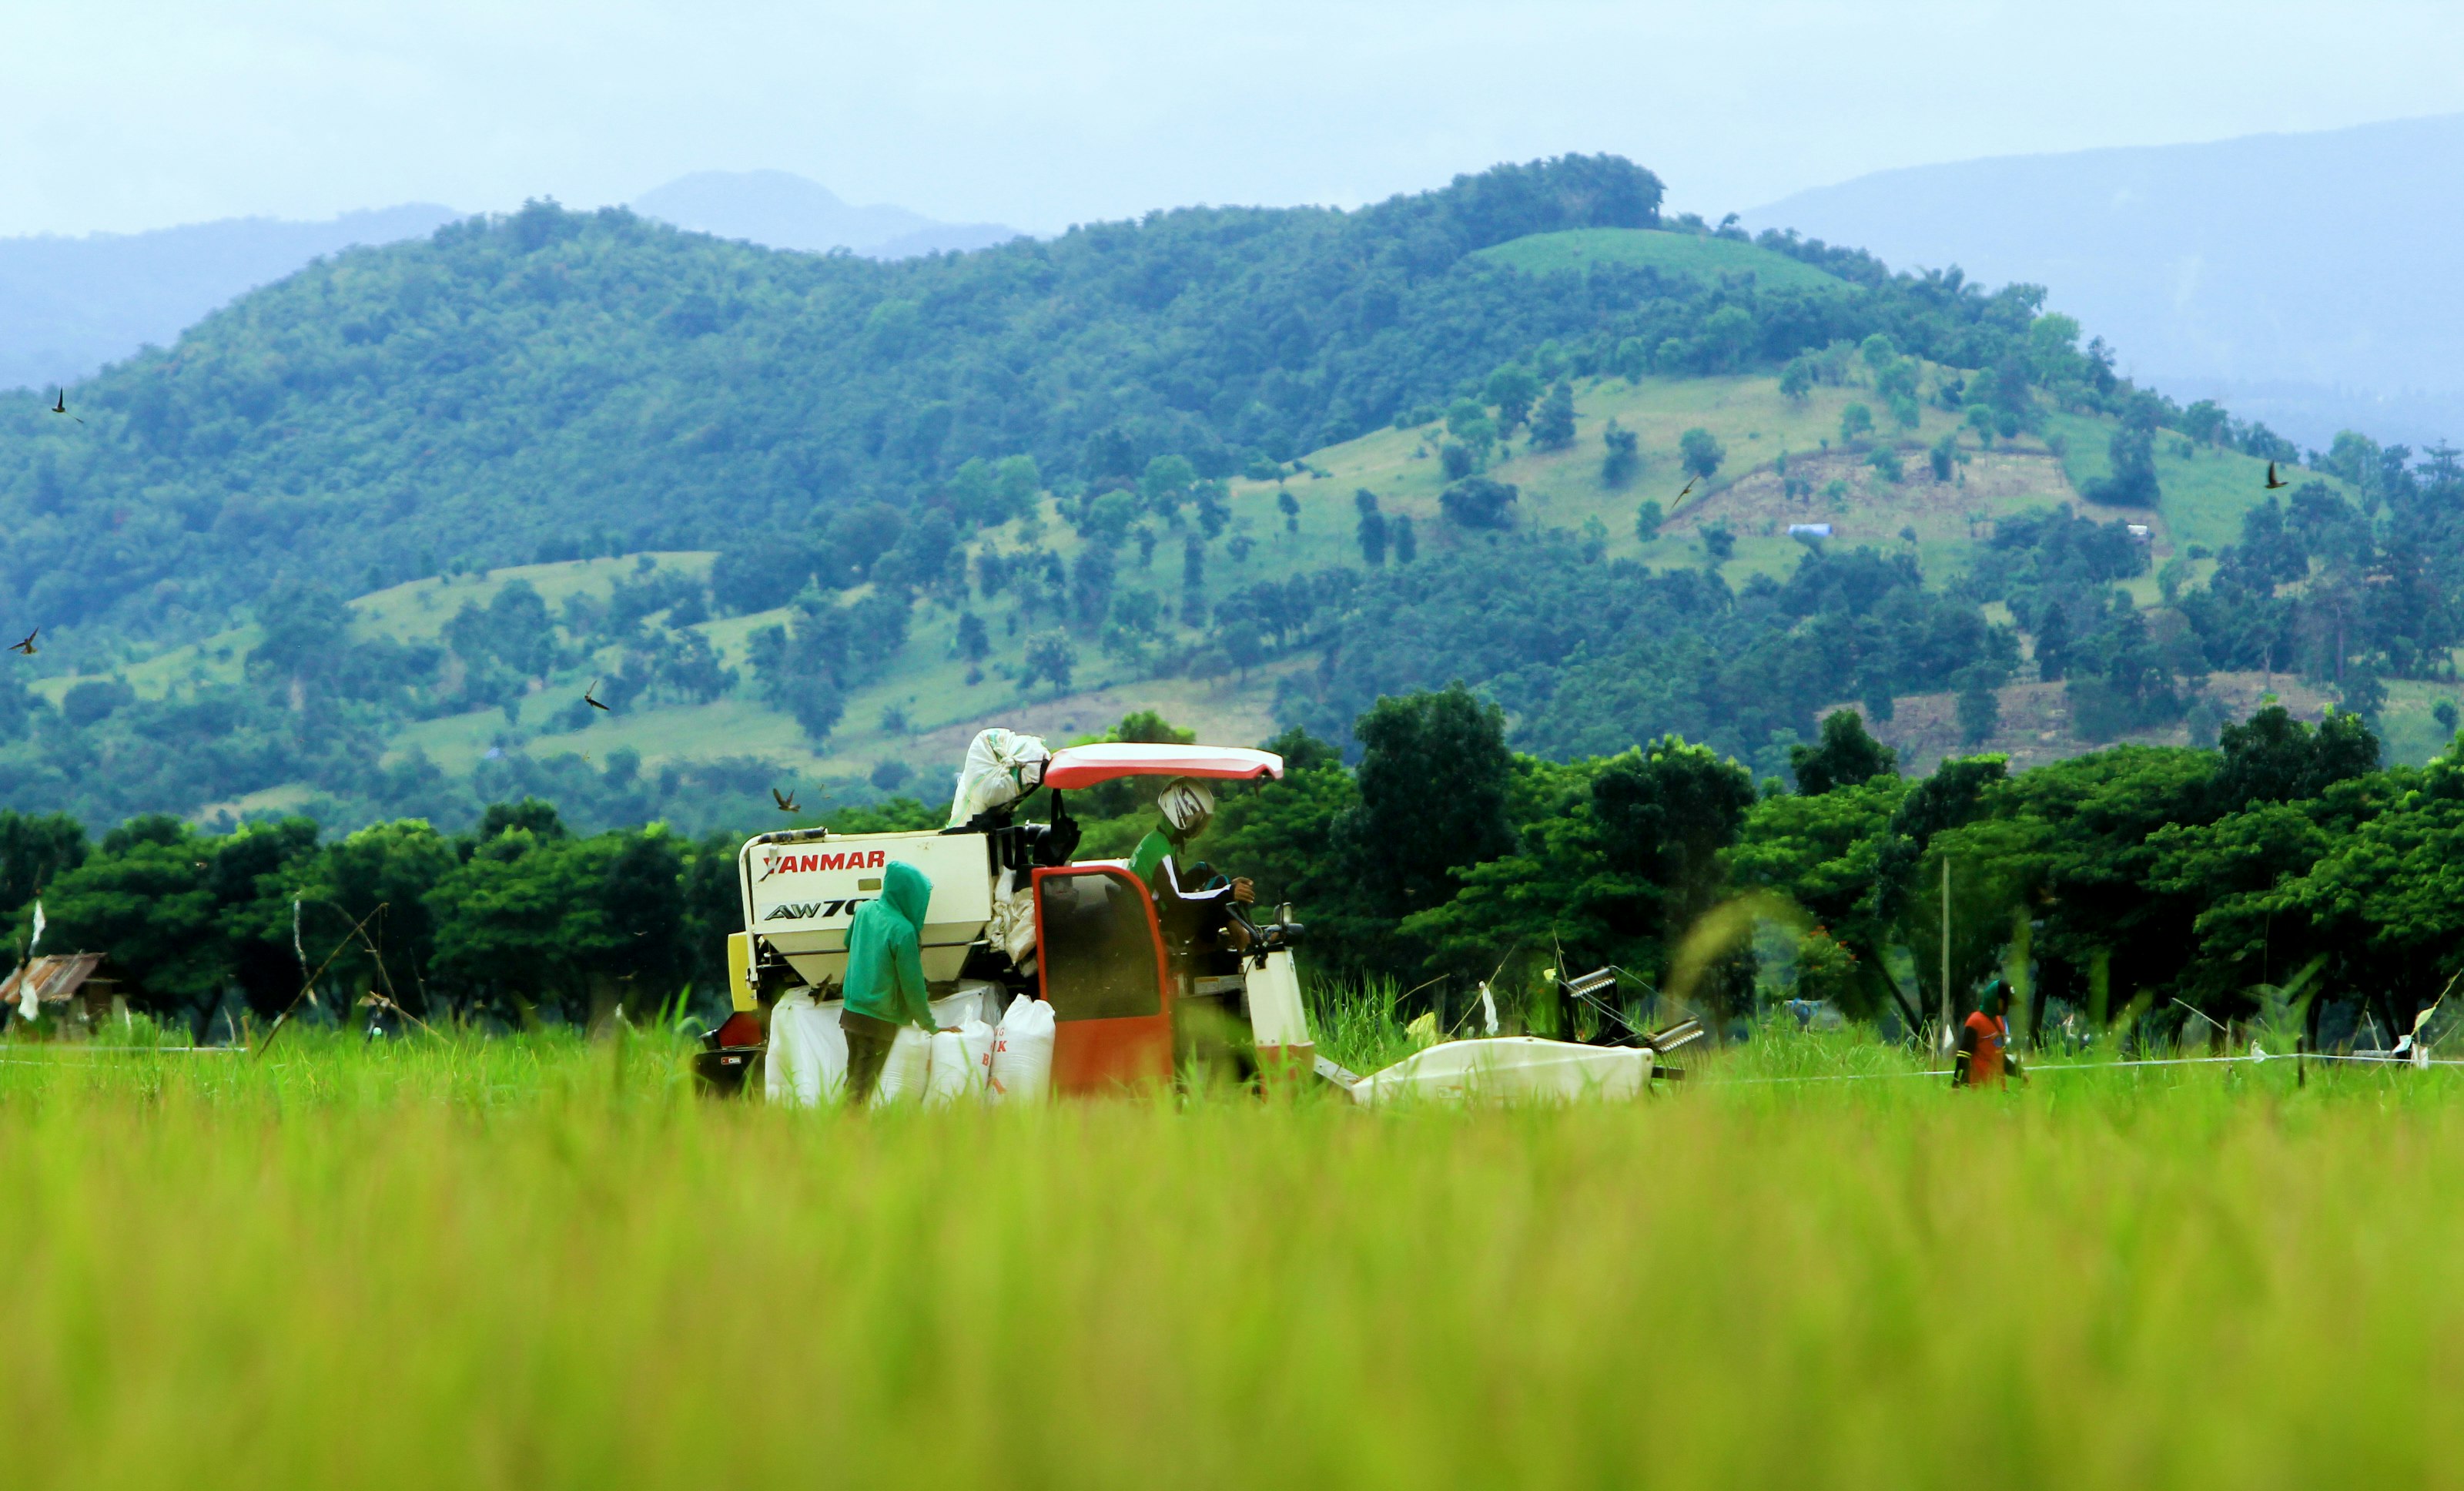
(0, 1026), (2457, 1488)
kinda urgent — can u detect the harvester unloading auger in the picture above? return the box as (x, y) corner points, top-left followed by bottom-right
(696, 728), (1697, 1104)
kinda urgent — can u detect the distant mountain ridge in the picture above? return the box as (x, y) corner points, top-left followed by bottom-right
(630, 170), (1019, 257)
(0, 204), (460, 392)
(1743, 113), (2464, 451)
(2, 152), (1972, 643)
(0, 175), (1016, 396)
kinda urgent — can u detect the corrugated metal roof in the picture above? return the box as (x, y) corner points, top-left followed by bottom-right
(0, 953), (109, 1006)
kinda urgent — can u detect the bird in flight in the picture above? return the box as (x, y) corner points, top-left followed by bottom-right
(583, 680), (608, 711)
(1677, 478), (1696, 501)
(2265, 461), (2288, 491)
(47, 390), (82, 425)
(8, 629), (35, 656)
(772, 787), (799, 813)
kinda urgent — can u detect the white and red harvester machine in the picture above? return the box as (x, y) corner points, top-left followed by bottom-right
(701, 742), (1317, 1096)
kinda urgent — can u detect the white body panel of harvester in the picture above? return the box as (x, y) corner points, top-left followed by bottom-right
(738, 829), (995, 988)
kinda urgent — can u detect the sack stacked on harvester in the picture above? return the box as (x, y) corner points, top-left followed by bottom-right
(947, 728), (1050, 827)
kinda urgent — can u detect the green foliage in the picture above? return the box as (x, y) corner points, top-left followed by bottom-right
(1469, 226), (1847, 292)
(1602, 419), (1640, 487)
(1840, 403), (1874, 443)
(1021, 631), (1077, 695)
(1484, 365), (1541, 433)
(1352, 489), (1388, 566)
(2086, 424), (2161, 507)
(1956, 668), (2001, 746)
(1790, 710), (1898, 795)
(1342, 685), (1517, 926)
(2211, 705), (2381, 811)
(1929, 431), (1957, 481)
(1594, 737), (1756, 933)
(14, 793), (762, 1030)
(1678, 427), (1725, 481)
(1252, 535), (2016, 780)
(1529, 380), (1577, 451)
(747, 600), (852, 744)
(0, 809), (86, 921)
(1438, 477), (1519, 530)
(0, 146), (2409, 856)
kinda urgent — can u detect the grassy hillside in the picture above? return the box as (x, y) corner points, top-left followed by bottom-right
(0, 148), (2100, 675)
(1473, 227), (1846, 292)
(21, 350), (2388, 833)
(0, 156), (1743, 651)
(0, 153), (2409, 827)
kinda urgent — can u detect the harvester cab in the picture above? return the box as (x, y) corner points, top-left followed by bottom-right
(711, 733), (1315, 1097)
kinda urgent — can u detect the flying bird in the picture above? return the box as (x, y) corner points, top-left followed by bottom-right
(47, 390), (82, 425)
(2265, 461), (2288, 491)
(8, 629), (35, 656)
(583, 680), (608, 711)
(1677, 478), (1696, 501)
(772, 787), (799, 813)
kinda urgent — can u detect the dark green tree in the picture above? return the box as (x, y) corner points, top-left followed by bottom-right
(2085, 424), (2160, 507)
(1529, 380), (1577, 451)
(2210, 705), (2379, 810)
(1955, 667), (2001, 746)
(1439, 477), (1519, 529)
(1341, 685), (1516, 923)
(0, 811), (86, 921)
(1602, 420), (1639, 487)
(1594, 738), (1753, 916)
(1023, 631), (1078, 695)
(1678, 427), (1725, 481)
(1484, 365), (1541, 434)
(955, 611), (990, 662)
(1790, 709), (1899, 795)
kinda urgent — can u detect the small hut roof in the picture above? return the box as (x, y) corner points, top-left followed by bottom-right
(0, 953), (110, 1006)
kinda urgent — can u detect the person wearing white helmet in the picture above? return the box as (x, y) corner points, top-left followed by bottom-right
(1130, 776), (1255, 950)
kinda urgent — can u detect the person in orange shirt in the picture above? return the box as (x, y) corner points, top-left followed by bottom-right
(1953, 980), (2021, 1088)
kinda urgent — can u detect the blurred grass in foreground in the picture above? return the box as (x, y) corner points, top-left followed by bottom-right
(0, 1028), (2456, 1487)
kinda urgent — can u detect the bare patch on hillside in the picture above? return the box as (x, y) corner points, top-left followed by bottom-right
(1662, 447), (2163, 551)
(1824, 670), (2335, 778)
(902, 668), (1292, 778)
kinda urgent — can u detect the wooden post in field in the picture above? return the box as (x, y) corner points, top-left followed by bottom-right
(1940, 857), (1953, 1060)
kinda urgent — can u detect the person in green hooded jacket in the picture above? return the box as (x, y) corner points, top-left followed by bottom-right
(840, 860), (940, 1104)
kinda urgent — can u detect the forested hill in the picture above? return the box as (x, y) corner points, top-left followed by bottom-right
(0, 154), (2054, 647)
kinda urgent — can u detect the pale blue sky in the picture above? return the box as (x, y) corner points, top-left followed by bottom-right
(8, 0), (2461, 236)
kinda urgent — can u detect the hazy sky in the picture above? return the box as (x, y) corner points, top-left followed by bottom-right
(9, 0), (2463, 237)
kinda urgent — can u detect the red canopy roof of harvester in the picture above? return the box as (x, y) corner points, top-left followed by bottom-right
(1041, 743), (1284, 789)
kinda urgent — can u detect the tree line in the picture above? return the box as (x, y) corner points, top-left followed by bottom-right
(2, 686), (2451, 1050)
(1192, 690), (2434, 1047)
(0, 795), (946, 1040)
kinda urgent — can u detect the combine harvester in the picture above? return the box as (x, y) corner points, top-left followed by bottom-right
(700, 730), (1697, 1104)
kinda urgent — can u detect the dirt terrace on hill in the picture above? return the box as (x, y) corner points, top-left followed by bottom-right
(1828, 670), (2337, 777)
(1663, 447), (2166, 553)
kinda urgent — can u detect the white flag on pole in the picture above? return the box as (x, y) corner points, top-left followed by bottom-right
(16, 900), (42, 1023)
